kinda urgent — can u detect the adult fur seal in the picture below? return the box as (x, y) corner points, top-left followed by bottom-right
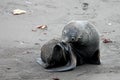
(36, 39), (77, 72)
(62, 21), (100, 65)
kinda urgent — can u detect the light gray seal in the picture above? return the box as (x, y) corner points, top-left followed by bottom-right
(62, 21), (100, 65)
(36, 39), (77, 72)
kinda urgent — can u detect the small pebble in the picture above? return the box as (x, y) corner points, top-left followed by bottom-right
(108, 23), (112, 26)
(34, 43), (40, 45)
(12, 9), (26, 15)
(82, 3), (89, 10)
(32, 29), (37, 32)
(6, 67), (11, 70)
(43, 33), (47, 35)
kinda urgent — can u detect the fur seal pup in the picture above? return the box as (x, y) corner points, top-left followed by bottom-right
(62, 21), (101, 65)
(36, 39), (77, 72)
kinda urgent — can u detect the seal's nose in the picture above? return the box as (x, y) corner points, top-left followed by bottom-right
(71, 37), (75, 41)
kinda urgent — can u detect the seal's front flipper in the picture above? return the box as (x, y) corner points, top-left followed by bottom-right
(36, 58), (49, 68)
(90, 50), (101, 65)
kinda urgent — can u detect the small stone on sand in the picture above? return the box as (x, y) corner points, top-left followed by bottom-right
(12, 9), (26, 15)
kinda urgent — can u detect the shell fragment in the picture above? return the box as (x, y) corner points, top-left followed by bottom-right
(12, 9), (26, 15)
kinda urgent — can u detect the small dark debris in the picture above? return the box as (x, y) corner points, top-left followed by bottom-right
(6, 67), (11, 70)
(112, 30), (115, 32)
(23, 51), (31, 54)
(43, 33), (47, 35)
(109, 70), (114, 73)
(34, 43), (40, 45)
(103, 38), (112, 43)
(74, 7), (78, 9)
(26, 51), (31, 54)
(32, 29), (37, 32)
(67, 13), (70, 15)
(82, 3), (89, 10)
(52, 77), (60, 80)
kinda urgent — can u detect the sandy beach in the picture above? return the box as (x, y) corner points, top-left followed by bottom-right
(0, 0), (120, 80)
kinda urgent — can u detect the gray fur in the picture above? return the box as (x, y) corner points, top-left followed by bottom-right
(37, 21), (100, 72)
(62, 21), (100, 65)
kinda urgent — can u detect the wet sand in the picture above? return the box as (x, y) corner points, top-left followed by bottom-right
(0, 0), (120, 80)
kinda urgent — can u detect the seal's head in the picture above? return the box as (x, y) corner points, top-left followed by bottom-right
(62, 21), (89, 43)
(62, 22), (80, 43)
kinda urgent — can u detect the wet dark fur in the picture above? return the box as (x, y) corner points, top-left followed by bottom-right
(37, 39), (77, 72)
(40, 39), (68, 68)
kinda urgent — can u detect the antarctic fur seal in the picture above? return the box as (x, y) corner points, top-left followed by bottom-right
(62, 21), (101, 65)
(36, 39), (77, 72)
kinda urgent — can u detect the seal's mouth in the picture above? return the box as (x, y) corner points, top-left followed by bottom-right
(62, 37), (76, 43)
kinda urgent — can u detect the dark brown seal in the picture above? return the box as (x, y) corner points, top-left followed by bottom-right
(62, 21), (101, 65)
(36, 39), (77, 72)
